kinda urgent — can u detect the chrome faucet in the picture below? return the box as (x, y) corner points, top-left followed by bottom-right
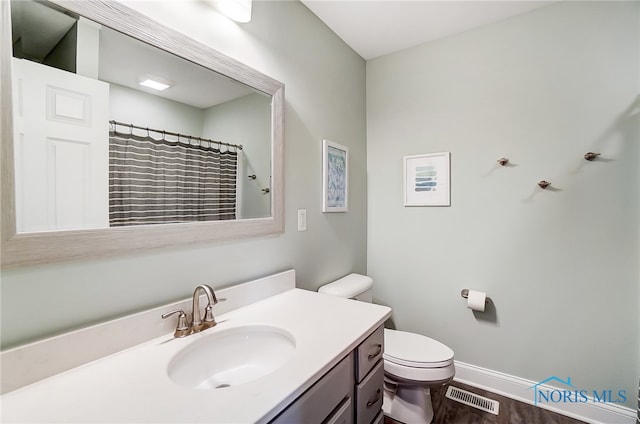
(162, 284), (219, 337)
(190, 284), (218, 333)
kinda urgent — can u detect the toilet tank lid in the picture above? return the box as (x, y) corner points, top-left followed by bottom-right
(318, 273), (373, 298)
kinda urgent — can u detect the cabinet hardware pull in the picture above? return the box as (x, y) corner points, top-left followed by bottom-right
(368, 344), (382, 360)
(367, 389), (382, 407)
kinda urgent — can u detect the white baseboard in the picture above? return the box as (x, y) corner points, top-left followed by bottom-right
(453, 361), (637, 424)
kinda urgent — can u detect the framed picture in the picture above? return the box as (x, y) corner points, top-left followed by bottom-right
(322, 139), (349, 212)
(404, 152), (450, 206)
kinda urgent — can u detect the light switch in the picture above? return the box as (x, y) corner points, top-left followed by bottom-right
(297, 209), (307, 231)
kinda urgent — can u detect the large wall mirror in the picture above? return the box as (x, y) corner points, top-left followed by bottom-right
(0, 0), (284, 267)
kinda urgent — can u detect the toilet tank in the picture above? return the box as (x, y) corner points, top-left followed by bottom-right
(318, 273), (373, 302)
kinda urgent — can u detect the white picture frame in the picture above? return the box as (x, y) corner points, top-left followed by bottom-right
(322, 139), (349, 212)
(404, 152), (451, 206)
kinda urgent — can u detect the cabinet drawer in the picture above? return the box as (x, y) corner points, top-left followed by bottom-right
(356, 325), (384, 383)
(271, 353), (353, 424)
(355, 360), (384, 424)
(371, 411), (384, 424)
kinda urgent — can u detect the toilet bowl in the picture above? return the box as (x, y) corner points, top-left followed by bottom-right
(318, 274), (455, 424)
(382, 328), (454, 423)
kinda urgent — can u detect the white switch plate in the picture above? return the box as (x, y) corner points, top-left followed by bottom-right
(297, 209), (307, 231)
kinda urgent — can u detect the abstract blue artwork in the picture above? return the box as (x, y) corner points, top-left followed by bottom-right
(404, 152), (450, 206)
(323, 140), (349, 212)
(327, 146), (347, 206)
(414, 165), (438, 192)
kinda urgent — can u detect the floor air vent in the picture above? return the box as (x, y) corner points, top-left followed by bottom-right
(445, 386), (500, 415)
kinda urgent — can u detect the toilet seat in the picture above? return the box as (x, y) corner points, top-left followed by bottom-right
(383, 329), (455, 384)
(383, 329), (454, 368)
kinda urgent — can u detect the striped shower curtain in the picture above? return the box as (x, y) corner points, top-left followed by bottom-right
(108, 131), (238, 227)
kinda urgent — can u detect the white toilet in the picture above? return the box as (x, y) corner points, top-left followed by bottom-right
(319, 273), (455, 424)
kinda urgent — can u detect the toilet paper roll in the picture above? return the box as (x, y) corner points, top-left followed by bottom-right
(467, 290), (486, 312)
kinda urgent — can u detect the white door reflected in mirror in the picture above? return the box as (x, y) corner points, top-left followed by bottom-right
(12, 58), (109, 232)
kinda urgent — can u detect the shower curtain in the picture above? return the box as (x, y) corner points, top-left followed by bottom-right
(109, 131), (238, 227)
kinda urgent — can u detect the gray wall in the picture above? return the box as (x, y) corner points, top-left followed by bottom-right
(109, 83), (205, 135)
(367, 1), (639, 408)
(1, 0), (367, 348)
(203, 93), (272, 219)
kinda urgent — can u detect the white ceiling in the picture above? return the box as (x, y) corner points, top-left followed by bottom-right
(300, 1), (556, 60)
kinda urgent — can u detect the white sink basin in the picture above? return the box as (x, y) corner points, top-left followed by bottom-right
(167, 325), (296, 390)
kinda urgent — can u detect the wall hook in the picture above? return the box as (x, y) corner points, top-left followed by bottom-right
(584, 152), (601, 161)
(538, 180), (551, 189)
(248, 174), (257, 180)
(497, 157), (509, 166)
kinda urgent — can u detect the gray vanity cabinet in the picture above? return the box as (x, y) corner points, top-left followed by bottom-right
(270, 325), (385, 424)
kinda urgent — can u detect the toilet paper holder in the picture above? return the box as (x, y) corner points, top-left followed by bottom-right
(460, 289), (488, 304)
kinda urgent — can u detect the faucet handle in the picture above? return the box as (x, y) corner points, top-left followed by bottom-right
(161, 310), (190, 338)
(201, 304), (217, 330)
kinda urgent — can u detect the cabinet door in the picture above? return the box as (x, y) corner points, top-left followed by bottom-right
(356, 361), (384, 424)
(271, 353), (353, 424)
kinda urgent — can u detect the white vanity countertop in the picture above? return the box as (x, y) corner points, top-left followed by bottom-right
(1, 288), (391, 423)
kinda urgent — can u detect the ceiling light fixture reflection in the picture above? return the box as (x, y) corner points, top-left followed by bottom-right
(138, 75), (173, 91)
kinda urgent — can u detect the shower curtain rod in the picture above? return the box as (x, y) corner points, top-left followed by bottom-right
(109, 120), (243, 150)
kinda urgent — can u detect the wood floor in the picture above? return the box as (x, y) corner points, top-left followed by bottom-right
(384, 381), (588, 424)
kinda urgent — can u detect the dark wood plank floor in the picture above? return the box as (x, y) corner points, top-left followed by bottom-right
(384, 381), (588, 424)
